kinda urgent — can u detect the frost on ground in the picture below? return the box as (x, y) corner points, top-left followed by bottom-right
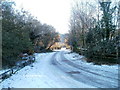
(0, 52), (94, 88)
(64, 51), (119, 87)
(0, 50), (119, 88)
(64, 52), (118, 75)
(0, 69), (10, 75)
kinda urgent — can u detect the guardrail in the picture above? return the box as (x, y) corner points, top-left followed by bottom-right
(0, 55), (35, 83)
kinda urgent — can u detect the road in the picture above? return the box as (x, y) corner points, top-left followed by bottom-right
(53, 51), (118, 88)
(0, 50), (118, 88)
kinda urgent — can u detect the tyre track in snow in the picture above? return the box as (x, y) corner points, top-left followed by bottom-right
(61, 52), (119, 81)
(52, 51), (118, 88)
(0, 52), (95, 88)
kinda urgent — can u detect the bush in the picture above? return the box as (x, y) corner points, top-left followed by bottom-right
(2, 1), (33, 67)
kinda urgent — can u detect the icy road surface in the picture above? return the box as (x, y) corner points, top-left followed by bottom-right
(0, 50), (119, 88)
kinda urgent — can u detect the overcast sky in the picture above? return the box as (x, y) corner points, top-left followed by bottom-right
(13, 0), (119, 34)
(13, 0), (73, 34)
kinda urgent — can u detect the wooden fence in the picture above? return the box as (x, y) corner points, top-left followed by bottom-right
(0, 55), (35, 83)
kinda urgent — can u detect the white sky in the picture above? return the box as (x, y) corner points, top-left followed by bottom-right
(13, 0), (73, 34)
(12, 0), (118, 34)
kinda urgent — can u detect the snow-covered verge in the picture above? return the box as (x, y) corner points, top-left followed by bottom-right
(64, 52), (118, 74)
(0, 49), (119, 88)
(0, 52), (94, 88)
(0, 53), (48, 88)
(0, 69), (10, 75)
(63, 51), (119, 87)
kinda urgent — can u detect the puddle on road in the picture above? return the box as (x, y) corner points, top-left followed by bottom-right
(52, 62), (57, 65)
(62, 60), (69, 62)
(67, 71), (80, 74)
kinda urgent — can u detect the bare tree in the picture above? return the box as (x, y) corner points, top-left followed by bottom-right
(68, 1), (97, 51)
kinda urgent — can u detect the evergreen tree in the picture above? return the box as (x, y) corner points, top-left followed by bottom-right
(2, 1), (33, 67)
(100, 1), (116, 41)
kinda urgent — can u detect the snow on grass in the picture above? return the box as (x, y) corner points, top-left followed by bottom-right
(0, 51), (118, 88)
(62, 51), (119, 88)
(65, 52), (84, 60)
(64, 52), (118, 70)
(0, 69), (10, 75)
(0, 53), (50, 88)
(0, 52), (94, 88)
(64, 51), (118, 79)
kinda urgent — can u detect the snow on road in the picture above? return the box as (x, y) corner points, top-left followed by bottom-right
(62, 51), (119, 88)
(51, 50), (118, 88)
(0, 52), (94, 88)
(64, 52), (118, 79)
(64, 52), (118, 77)
(0, 49), (119, 88)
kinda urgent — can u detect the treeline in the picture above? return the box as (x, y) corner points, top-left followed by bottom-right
(2, 1), (59, 68)
(68, 1), (120, 64)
